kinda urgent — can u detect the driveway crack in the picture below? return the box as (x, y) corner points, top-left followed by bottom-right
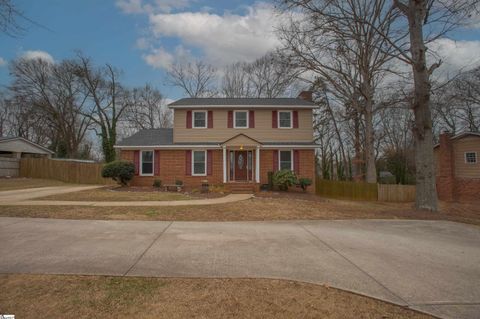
(123, 221), (173, 276)
(297, 222), (410, 306)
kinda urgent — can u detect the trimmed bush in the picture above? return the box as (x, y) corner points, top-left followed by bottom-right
(298, 177), (312, 192)
(272, 169), (297, 191)
(102, 160), (135, 186)
(153, 179), (162, 188)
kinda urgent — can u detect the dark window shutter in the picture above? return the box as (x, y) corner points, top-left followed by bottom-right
(228, 111), (233, 128)
(208, 111), (213, 128)
(273, 150), (278, 172)
(207, 150), (213, 175)
(154, 150), (160, 175)
(186, 111), (192, 129)
(249, 110), (255, 128)
(272, 111), (278, 128)
(293, 111), (299, 128)
(185, 150), (192, 175)
(294, 150), (300, 174)
(134, 150), (140, 175)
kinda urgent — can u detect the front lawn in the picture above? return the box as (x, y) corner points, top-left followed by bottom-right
(0, 194), (479, 225)
(0, 274), (432, 319)
(0, 178), (68, 191)
(37, 187), (192, 201)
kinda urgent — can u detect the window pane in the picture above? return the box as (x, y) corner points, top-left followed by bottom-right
(142, 163), (153, 174)
(142, 151), (153, 163)
(279, 151), (292, 170)
(466, 152), (477, 163)
(235, 112), (247, 127)
(194, 112), (206, 127)
(279, 112), (291, 127)
(193, 151), (206, 174)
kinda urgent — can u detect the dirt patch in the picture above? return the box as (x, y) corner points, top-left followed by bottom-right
(0, 274), (433, 319)
(0, 196), (478, 225)
(0, 178), (67, 191)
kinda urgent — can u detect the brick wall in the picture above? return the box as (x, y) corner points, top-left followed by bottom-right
(121, 148), (316, 193)
(121, 149), (223, 189)
(436, 132), (480, 201)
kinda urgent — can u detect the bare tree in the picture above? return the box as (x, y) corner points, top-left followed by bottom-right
(123, 84), (172, 132)
(9, 57), (91, 157)
(0, 0), (23, 36)
(278, 0), (401, 183)
(166, 60), (217, 98)
(74, 54), (129, 162)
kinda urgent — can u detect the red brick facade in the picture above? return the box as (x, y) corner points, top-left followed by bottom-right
(121, 148), (316, 193)
(436, 132), (480, 202)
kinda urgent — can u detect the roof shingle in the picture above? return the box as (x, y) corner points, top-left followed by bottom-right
(168, 97), (315, 107)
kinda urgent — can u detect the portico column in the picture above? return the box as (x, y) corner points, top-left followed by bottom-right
(223, 146), (227, 183)
(255, 146), (260, 183)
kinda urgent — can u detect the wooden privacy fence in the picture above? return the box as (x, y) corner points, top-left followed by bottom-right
(377, 183), (416, 202)
(19, 158), (115, 185)
(0, 158), (19, 177)
(316, 179), (378, 201)
(316, 177), (416, 202)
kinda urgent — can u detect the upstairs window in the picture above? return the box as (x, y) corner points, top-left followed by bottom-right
(234, 111), (248, 128)
(278, 111), (292, 128)
(465, 152), (477, 164)
(193, 111), (207, 128)
(279, 150), (293, 170)
(141, 150), (153, 176)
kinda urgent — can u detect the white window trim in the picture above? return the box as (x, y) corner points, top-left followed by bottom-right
(278, 110), (293, 129)
(140, 150), (154, 176)
(192, 150), (207, 176)
(278, 150), (294, 171)
(465, 151), (477, 164)
(234, 110), (249, 129)
(192, 110), (208, 129)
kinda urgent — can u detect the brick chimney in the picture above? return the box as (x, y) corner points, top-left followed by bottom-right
(437, 131), (455, 201)
(297, 91), (313, 102)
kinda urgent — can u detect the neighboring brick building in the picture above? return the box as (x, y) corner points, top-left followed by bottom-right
(115, 93), (318, 193)
(434, 132), (480, 201)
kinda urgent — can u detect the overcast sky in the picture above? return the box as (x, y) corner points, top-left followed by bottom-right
(0, 0), (479, 100)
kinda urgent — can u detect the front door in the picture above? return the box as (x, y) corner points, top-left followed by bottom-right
(234, 151), (248, 181)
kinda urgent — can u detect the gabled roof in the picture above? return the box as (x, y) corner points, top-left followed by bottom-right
(168, 98), (317, 109)
(221, 133), (262, 146)
(116, 128), (174, 147)
(0, 136), (54, 154)
(434, 131), (480, 148)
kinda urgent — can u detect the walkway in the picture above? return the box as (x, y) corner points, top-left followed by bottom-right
(0, 186), (253, 206)
(0, 217), (478, 319)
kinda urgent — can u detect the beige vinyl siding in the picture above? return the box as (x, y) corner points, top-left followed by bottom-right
(174, 109), (314, 143)
(453, 136), (480, 178)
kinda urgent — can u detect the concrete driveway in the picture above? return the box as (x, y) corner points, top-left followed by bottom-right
(0, 217), (478, 319)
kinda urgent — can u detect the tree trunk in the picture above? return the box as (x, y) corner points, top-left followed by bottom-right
(407, 0), (438, 211)
(364, 99), (377, 183)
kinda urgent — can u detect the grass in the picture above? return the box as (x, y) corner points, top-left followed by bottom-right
(0, 194), (479, 225)
(38, 187), (192, 201)
(0, 178), (67, 191)
(0, 274), (433, 319)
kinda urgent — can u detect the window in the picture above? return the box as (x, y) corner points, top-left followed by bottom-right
(141, 150), (153, 176)
(279, 150), (293, 170)
(465, 152), (477, 164)
(278, 111), (292, 128)
(193, 111), (207, 128)
(234, 111), (248, 128)
(192, 150), (206, 176)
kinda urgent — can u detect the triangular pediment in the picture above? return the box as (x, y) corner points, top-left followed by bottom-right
(221, 134), (262, 147)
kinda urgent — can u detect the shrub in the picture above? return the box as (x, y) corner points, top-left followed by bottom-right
(153, 179), (162, 188)
(298, 177), (312, 192)
(272, 169), (297, 191)
(101, 161), (135, 186)
(267, 171), (274, 190)
(175, 179), (183, 186)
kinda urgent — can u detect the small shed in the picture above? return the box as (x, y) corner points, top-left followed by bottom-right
(0, 137), (54, 177)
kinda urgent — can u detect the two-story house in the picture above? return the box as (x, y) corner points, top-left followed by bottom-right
(115, 92), (318, 193)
